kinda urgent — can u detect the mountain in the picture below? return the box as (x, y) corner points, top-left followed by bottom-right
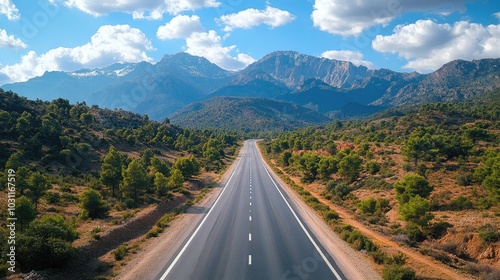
(3, 51), (500, 125)
(244, 51), (373, 89)
(170, 96), (330, 132)
(373, 58), (500, 106)
(2, 53), (233, 119)
(208, 69), (289, 99)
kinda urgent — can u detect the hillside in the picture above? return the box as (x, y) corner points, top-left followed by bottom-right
(170, 96), (330, 132)
(263, 88), (500, 279)
(0, 89), (239, 278)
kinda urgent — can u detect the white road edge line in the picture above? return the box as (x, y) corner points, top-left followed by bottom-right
(158, 151), (244, 280)
(256, 142), (343, 280)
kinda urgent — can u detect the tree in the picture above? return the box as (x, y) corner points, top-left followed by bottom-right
(79, 189), (110, 219)
(100, 146), (123, 197)
(16, 196), (37, 232)
(168, 168), (184, 191)
(150, 156), (170, 177)
(399, 196), (433, 226)
(17, 216), (77, 270)
(154, 172), (169, 197)
(280, 150), (292, 167)
(317, 156), (338, 180)
(120, 159), (149, 203)
(0, 110), (11, 133)
(338, 154), (363, 183)
(173, 156), (201, 179)
(394, 174), (434, 205)
(15, 111), (32, 135)
(402, 132), (433, 167)
(26, 172), (50, 209)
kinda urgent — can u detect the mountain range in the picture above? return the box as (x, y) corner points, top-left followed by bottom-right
(2, 51), (500, 130)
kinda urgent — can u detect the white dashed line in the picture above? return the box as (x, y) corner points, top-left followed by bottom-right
(249, 216), (252, 221)
(248, 255), (252, 265)
(249, 233), (252, 241)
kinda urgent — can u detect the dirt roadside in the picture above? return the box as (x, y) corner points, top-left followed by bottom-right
(114, 146), (244, 280)
(263, 153), (472, 279)
(255, 141), (382, 280)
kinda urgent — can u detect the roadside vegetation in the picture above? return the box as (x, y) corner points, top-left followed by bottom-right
(0, 89), (240, 277)
(263, 88), (500, 279)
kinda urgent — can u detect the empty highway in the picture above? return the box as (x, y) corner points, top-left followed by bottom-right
(158, 140), (346, 280)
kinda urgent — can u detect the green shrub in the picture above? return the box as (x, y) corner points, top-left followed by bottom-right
(479, 225), (499, 244)
(146, 227), (163, 238)
(357, 198), (377, 215)
(114, 244), (128, 260)
(382, 265), (416, 280)
(324, 210), (339, 221)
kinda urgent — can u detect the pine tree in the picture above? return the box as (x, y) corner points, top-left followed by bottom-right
(100, 146), (123, 197)
(120, 159), (149, 203)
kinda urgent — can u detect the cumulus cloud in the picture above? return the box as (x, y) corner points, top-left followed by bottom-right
(321, 50), (375, 69)
(0, 25), (153, 83)
(157, 14), (204, 39)
(0, 29), (27, 48)
(218, 6), (295, 32)
(185, 30), (255, 70)
(372, 19), (500, 72)
(0, 0), (20, 20)
(311, 0), (467, 36)
(64, 0), (220, 19)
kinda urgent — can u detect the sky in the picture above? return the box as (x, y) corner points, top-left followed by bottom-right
(0, 0), (499, 85)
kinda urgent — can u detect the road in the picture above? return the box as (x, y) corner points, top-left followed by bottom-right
(158, 140), (347, 280)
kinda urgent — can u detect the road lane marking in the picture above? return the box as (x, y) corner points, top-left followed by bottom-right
(249, 215), (252, 221)
(250, 202), (252, 206)
(249, 233), (252, 241)
(159, 150), (244, 280)
(256, 143), (344, 280)
(248, 255), (252, 265)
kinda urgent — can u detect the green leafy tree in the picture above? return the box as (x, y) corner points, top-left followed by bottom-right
(402, 132), (433, 167)
(317, 156), (338, 180)
(15, 111), (32, 135)
(173, 156), (201, 179)
(399, 196), (434, 227)
(154, 172), (169, 197)
(79, 189), (110, 219)
(26, 172), (50, 209)
(280, 150), (293, 167)
(150, 156), (170, 177)
(338, 154), (363, 183)
(17, 215), (77, 270)
(394, 174), (434, 204)
(357, 197), (377, 215)
(168, 168), (184, 190)
(120, 159), (149, 203)
(100, 146), (123, 197)
(0, 110), (11, 133)
(16, 196), (37, 232)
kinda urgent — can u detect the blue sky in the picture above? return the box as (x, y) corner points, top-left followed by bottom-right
(0, 0), (499, 85)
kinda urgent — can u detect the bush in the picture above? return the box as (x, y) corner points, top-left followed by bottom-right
(114, 244), (128, 260)
(479, 225), (499, 244)
(326, 180), (353, 199)
(382, 265), (416, 280)
(16, 216), (78, 270)
(324, 210), (339, 221)
(45, 192), (61, 204)
(367, 161), (380, 175)
(357, 198), (377, 215)
(449, 196), (473, 210)
(79, 189), (110, 218)
(146, 227), (163, 238)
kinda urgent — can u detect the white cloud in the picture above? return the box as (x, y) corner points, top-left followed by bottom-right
(64, 0), (220, 19)
(311, 0), (467, 36)
(0, 0), (20, 20)
(0, 25), (153, 83)
(372, 19), (500, 72)
(157, 14), (204, 40)
(494, 12), (500, 20)
(321, 50), (375, 69)
(0, 29), (27, 48)
(218, 6), (295, 32)
(185, 30), (255, 70)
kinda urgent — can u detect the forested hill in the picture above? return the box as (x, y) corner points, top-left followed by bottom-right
(263, 88), (500, 279)
(0, 89), (238, 175)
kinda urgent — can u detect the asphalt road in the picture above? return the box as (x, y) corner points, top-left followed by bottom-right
(158, 140), (347, 280)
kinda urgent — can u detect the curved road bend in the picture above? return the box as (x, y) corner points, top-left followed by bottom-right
(158, 140), (347, 280)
